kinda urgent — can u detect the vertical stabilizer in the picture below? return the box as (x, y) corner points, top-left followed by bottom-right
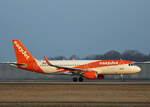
(12, 40), (43, 73)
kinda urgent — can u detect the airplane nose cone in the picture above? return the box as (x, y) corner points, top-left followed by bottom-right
(136, 66), (141, 72)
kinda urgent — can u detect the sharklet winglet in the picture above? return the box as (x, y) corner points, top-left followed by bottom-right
(43, 56), (51, 65)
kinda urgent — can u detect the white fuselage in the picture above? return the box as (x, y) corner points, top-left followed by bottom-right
(36, 60), (141, 75)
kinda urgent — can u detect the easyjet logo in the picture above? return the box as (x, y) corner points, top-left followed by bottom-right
(99, 61), (119, 65)
(14, 41), (30, 60)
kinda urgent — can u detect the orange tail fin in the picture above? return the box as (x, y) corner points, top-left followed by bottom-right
(12, 40), (34, 64)
(12, 40), (43, 73)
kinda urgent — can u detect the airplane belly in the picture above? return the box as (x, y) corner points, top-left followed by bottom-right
(97, 66), (124, 75)
(40, 66), (57, 73)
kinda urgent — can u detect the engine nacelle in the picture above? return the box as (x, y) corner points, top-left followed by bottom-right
(84, 71), (104, 79)
(84, 71), (97, 79)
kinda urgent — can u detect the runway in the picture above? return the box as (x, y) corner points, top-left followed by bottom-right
(0, 81), (150, 84)
(0, 82), (149, 107)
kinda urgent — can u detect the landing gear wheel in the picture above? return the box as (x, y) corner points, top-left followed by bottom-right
(121, 74), (124, 81)
(73, 77), (78, 82)
(79, 77), (84, 82)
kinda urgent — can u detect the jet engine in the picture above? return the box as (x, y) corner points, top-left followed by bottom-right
(84, 71), (97, 79)
(84, 71), (104, 79)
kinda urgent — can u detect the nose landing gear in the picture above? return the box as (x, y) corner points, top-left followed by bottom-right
(121, 74), (124, 81)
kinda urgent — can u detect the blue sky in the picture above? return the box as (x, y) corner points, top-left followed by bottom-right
(0, 0), (150, 60)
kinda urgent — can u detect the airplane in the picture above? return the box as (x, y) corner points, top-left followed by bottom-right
(10, 40), (141, 82)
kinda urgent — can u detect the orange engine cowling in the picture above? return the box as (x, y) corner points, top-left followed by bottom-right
(84, 71), (97, 79)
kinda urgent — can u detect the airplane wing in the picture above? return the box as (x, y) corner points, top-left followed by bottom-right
(43, 56), (91, 72)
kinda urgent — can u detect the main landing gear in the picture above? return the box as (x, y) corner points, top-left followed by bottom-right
(73, 76), (84, 82)
(73, 77), (78, 82)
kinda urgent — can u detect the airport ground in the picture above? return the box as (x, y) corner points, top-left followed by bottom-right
(0, 82), (150, 107)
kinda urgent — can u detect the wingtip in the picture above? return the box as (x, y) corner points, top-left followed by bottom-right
(43, 56), (46, 59)
(43, 56), (50, 65)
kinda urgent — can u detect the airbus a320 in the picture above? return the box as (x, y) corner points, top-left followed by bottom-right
(10, 40), (141, 82)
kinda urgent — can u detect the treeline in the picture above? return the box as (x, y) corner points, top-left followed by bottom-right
(48, 50), (150, 62)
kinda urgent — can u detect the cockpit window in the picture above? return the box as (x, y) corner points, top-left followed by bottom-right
(129, 64), (135, 66)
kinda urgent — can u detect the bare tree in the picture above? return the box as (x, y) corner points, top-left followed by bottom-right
(104, 50), (121, 60)
(122, 50), (146, 61)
